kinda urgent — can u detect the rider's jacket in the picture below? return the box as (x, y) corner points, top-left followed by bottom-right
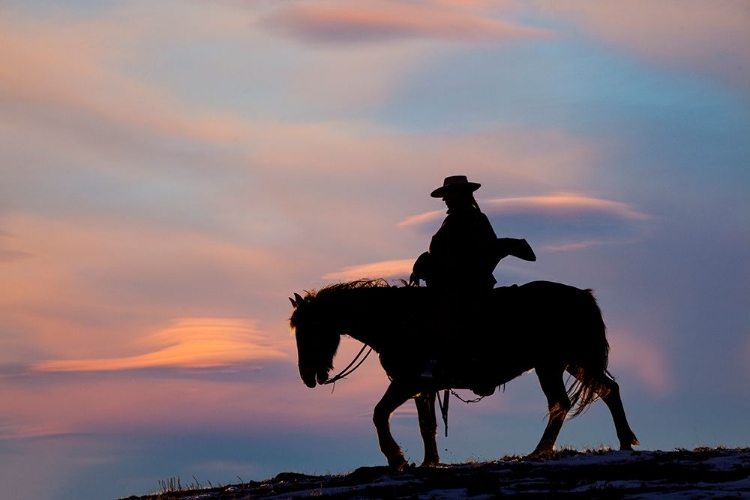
(422, 205), (498, 291)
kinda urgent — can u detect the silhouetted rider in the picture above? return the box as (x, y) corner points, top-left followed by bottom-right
(410, 175), (535, 396)
(411, 176), (498, 291)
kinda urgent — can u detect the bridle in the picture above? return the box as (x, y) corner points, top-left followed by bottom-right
(322, 344), (373, 388)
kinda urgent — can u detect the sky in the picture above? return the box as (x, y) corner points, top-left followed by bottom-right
(1, 1), (749, 498)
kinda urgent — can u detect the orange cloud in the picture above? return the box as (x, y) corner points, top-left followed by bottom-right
(0, 332), (390, 440)
(266, 1), (553, 44)
(32, 318), (288, 372)
(0, 211), (295, 363)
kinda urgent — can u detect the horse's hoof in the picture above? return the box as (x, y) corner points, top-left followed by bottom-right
(393, 461), (413, 472)
(420, 461), (447, 469)
(419, 461), (440, 468)
(527, 448), (554, 460)
(619, 435), (640, 450)
(388, 457), (409, 471)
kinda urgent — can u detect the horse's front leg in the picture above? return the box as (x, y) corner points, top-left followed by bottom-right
(414, 390), (439, 467)
(373, 380), (418, 469)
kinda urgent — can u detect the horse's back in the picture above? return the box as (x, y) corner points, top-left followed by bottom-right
(516, 280), (589, 294)
(493, 280), (603, 337)
(495, 280), (593, 307)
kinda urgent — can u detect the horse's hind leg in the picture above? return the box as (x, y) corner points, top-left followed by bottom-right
(597, 374), (640, 450)
(531, 367), (571, 457)
(414, 391), (440, 467)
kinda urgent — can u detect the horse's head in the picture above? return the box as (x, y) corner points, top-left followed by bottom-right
(289, 292), (341, 388)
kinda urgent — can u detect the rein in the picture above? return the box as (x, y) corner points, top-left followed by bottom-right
(323, 344), (373, 388)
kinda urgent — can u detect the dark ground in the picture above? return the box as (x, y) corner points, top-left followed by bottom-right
(123, 447), (750, 499)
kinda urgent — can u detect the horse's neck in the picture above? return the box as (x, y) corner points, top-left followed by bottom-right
(340, 309), (383, 351)
(326, 291), (396, 351)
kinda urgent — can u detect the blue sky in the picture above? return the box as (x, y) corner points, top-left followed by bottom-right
(1, 1), (749, 499)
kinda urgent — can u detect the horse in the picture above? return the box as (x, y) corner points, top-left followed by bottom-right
(289, 279), (639, 469)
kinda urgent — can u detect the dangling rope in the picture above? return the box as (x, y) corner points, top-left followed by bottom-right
(437, 387), (502, 437)
(437, 389), (450, 437)
(450, 389), (487, 404)
(322, 344), (373, 389)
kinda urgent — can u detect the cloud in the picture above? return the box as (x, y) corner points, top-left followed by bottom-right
(485, 194), (651, 221)
(397, 210), (445, 229)
(265, 1), (553, 44)
(608, 330), (672, 397)
(399, 193), (652, 252)
(323, 259), (414, 281)
(535, 0), (750, 91)
(32, 318), (288, 372)
(0, 211), (298, 367)
(0, 248), (32, 263)
(322, 193), (652, 284)
(0, 4), (266, 178)
(0, 330), (389, 440)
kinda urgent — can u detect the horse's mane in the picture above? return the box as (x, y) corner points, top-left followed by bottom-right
(305, 278), (395, 301)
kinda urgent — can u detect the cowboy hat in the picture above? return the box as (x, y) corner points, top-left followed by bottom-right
(430, 175), (481, 198)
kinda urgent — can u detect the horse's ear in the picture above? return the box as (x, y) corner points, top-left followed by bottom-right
(290, 292), (304, 309)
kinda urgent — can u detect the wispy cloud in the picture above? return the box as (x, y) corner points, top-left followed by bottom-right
(322, 259), (414, 281)
(398, 193), (652, 252)
(397, 210), (445, 229)
(264, 1), (553, 44)
(32, 318), (288, 372)
(483, 194), (651, 221)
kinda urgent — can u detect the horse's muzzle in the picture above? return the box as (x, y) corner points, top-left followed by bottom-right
(299, 362), (322, 388)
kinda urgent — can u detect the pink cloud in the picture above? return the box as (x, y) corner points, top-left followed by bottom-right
(32, 318), (288, 372)
(265, 1), (553, 44)
(0, 7), (259, 166)
(608, 330), (673, 397)
(483, 193), (651, 221)
(541, 239), (609, 252)
(399, 193), (649, 228)
(397, 193), (652, 253)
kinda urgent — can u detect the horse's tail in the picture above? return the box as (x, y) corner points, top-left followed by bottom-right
(563, 288), (612, 419)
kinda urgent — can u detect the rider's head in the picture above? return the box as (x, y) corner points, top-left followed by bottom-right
(431, 175), (481, 211)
